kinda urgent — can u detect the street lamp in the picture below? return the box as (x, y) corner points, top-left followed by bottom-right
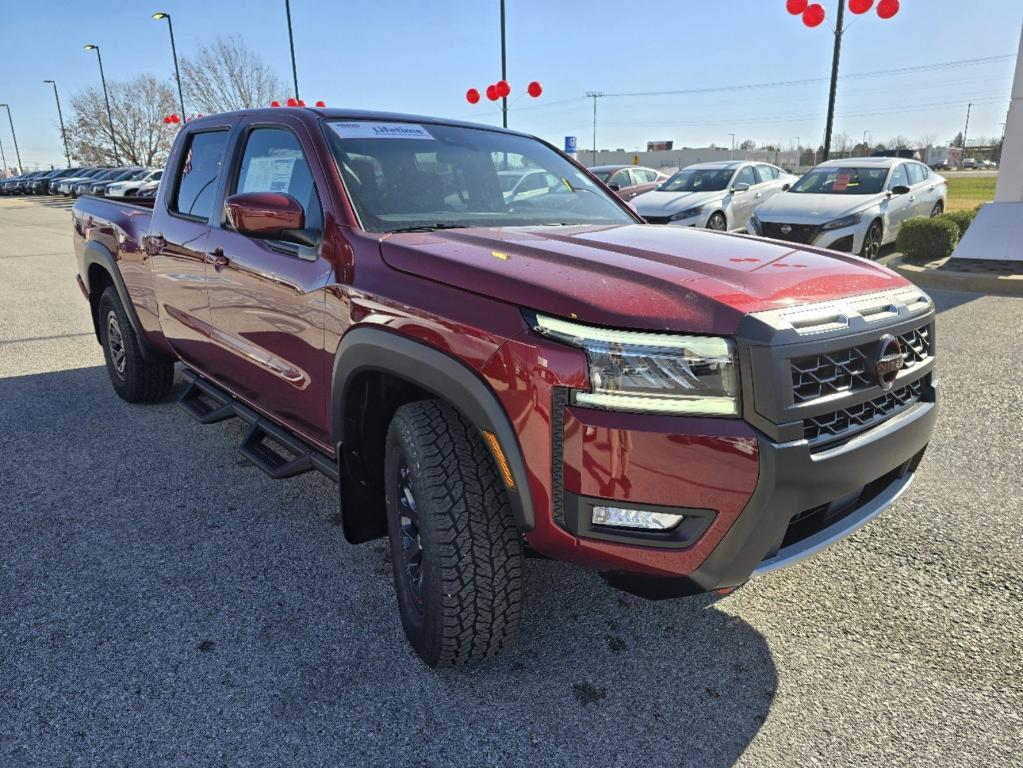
(284, 0), (300, 101)
(152, 12), (186, 119)
(83, 44), (120, 164)
(729, 133), (736, 160)
(43, 80), (72, 168)
(0, 104), (23, 172)
(499, 0), (508, 128)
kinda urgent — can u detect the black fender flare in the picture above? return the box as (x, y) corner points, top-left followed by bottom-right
(331, 327), (535, 532)
(81, 240), (152, 358)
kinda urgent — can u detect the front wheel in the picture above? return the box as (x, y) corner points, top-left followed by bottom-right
(384, 400), (524, 667)
(707, 211), (727, 231)
(860, 220), (883, 260)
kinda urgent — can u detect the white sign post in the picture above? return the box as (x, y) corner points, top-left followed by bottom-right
(949, 24), (1023, 263)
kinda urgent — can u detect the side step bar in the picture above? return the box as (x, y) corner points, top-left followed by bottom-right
(178, 369), (339, 483)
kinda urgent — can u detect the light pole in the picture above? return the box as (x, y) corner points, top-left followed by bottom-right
(43, 81), (71, 168)
(284, 0), (300, 101)
(499, 0), (508, 128)
(961, 102), (973, 159)
(729, 133), (736, 160)
(152, 12), (186, 119)
(84, 45), (120, 164)
(586, 91), (603, 165)
(0, 134), (8, 175)
(0, 104), (22, 172)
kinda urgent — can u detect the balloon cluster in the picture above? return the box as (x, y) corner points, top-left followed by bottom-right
(787, 0), (899, 27)
(466, 80), (542, 104)
(269, 99), (328, 108)
(162, 114), (180, 124)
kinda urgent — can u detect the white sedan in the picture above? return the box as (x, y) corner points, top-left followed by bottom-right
(747, 157), (947, 259)
(632, 161), (798, 231)
(106, 168), (163, 198)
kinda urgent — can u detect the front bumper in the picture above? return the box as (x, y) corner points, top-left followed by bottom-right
(747, 219), (869, 254)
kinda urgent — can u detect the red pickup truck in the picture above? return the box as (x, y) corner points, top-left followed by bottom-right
(72, 107), (937, 667)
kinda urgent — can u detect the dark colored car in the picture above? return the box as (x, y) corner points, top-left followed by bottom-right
(86, 168), (145, 197)
(72, 108), (937, 667)
(590, 164), (668, 200)
(10, 170), (46, 194)
(31, 168), (83, 194)
(72, 168), (125, 197)
(57, 168), (108, 195)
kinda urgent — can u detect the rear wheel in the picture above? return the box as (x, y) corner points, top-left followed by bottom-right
(930, 201), (944, 217)
(98, 286), (175, 403)
(860, 219), (883, 260)
(707, 211), (727, 231)
(384, 400), (523, 667)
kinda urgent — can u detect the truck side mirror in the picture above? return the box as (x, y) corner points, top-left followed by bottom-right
(225, 191), (306, 240)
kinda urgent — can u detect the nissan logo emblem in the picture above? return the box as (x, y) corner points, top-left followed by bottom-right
(780, 224), (792, 234)
(874, 334), (905, 390)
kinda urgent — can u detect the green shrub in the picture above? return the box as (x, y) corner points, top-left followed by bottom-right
(896, 217), (960, 261)
(937, 205), (981, 235)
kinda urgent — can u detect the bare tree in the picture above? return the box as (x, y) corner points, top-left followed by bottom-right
(67, 74), (178, 166)
(180, 36), (284, 114)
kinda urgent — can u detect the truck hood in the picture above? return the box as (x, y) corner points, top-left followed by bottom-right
(632, 189), (724, 216)
(756, 192), (883, 225)
(379, 224), (909, 335)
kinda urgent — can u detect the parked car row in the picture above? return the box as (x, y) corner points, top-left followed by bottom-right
(622, 157), (947, 260)
(1, 165), (162, 198)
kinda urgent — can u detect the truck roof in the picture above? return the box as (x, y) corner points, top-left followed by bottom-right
(187, 107), (533, 139)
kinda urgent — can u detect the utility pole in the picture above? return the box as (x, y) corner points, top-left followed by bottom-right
(152, 13), (186, 119)
(499, 0), (508, 128)
(43, 81), (71, 167)
(0, 104), (22, 172)
(822, 0), (846, 160)
(83, 45), (120, 164)
(961, 102), (973, 160)
(285, 0), (300, 101)
(586, 91), (603, 165)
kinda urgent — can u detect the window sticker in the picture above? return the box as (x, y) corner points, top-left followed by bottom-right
(832, 172), (853, 192)
(242, 154), (299, 193)
(328, 121), (434, 140)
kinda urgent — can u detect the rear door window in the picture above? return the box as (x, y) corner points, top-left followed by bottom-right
(906, 163), (926, 185)
(172, 130), (230, 221)
(734, 166), (756, 187)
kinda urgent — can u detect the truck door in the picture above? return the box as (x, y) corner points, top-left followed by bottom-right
(150, 124), (235, 371)
(203, 120), (334, 448)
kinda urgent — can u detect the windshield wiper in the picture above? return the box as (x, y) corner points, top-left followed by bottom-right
(388, 223), (471, 233)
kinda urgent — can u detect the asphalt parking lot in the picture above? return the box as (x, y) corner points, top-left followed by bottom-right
(1, 196), (1021, 767)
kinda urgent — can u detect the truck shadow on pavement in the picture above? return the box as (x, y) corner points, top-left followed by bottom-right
(0, 364), (776, 768)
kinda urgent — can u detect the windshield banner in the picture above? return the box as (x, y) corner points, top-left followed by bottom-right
(328, 121), (434, 140)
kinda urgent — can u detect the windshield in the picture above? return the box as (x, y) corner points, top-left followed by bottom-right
(658, 168), (735, 193)
(789, 167), (888, 195)
(324, 120), (633, 232)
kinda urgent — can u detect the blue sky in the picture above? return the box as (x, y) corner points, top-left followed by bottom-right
(1, 0), (1020, 168)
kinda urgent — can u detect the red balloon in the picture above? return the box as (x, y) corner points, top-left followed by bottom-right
(802, 3), (826, 26)
(876, 0), (899, 19)
(486, 84), (499, 101)
(315, 100), (326, 107)
(163, 116), (171, 124)
(270, 100), (281, 108)
(496, 80), (511, 98)
(297, 99), (306, 106)
(527, 81), (542, 98)
(848, 0), (873, 13)
(286, 97), (298, 107)
(171, 114), (181, 124)
(466, 88), (480, 104)
(786, 0), (808, 14)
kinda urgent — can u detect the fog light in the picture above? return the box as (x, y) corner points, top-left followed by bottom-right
(591, 506), (684, 531)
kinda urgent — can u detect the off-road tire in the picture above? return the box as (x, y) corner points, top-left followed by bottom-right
(98, 286), (174, 403)
(384, 400), (524, 667)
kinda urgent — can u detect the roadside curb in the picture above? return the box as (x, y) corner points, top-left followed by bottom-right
(884, 253), (1023, 297)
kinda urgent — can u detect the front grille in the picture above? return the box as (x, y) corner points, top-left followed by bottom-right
(791, 324), (931, 403)
(760, 222), (820, 244)
(803, 377), (924, 441)
(643, 215), (672, 225)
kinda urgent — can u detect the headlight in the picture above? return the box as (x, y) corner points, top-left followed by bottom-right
(670, 206), (704, 221)
(821, 213), (862, 231)
(528, 313), (740, 416)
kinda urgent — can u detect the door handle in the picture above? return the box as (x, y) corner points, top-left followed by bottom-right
(145, 233), (167, 256)
(206, 248), (230, 271)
